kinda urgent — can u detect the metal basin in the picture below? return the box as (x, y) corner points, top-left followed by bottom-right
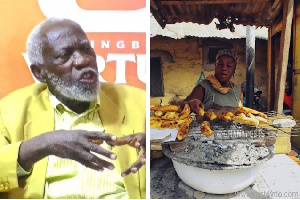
(162, 120), (275, 194)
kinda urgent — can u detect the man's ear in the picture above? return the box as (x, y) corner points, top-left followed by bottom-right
(30, 64), (47, 82)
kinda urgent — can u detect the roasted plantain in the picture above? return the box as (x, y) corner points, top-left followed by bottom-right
(236, 106), (267, 118)
(150, 105), (179, 112)
(232, 113), (259, 126)
(177, 122), (190, 141)
(200, 121), (213, 136)
(162, 112), (179, 120)
(178, 104), (191, 119)
(217, 113), (232, 121)
(204, 112), (217, 120)
(198, 107), (205, 117)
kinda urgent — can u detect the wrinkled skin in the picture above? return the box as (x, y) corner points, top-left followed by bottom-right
(112, 133), (146, 176)
(18, 19), (145, 176)
(31, 20), (99, 113)
(91, 133), (146, 176)
(19, 130), (118, 171)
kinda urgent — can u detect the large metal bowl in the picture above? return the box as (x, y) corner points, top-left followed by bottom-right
(162, 119), (276, 194)
(162, 121), (275, 194)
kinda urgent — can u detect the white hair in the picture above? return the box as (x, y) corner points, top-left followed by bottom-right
(26, 17), (79, 65)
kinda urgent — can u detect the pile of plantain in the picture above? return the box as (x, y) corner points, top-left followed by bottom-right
(150, 104), (192, 140)
(200, 106), (268, 137)
(151, 103), (269, 141)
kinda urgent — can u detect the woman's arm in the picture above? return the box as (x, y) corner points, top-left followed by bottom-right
(181, 84), (205, 113)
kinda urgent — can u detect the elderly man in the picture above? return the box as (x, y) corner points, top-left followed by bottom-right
(0, 18), (146, 199)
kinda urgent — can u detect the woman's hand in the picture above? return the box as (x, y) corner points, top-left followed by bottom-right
(18, 130), (117, 171)
(183, 84), (205, 113)
(112, 133), (146, 176)
(187, 99), (205, 114)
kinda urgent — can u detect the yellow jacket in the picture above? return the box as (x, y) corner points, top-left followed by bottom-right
(0, 83), (146, 199)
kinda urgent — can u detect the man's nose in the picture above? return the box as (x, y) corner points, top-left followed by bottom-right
(72, 51), (90, 68)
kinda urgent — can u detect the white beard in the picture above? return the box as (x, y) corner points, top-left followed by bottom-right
(45, 71), (100, 102)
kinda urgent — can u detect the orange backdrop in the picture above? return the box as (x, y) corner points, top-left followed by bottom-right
(0, 0), (146, 98)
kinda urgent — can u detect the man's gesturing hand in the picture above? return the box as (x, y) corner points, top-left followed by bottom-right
(18, 130), (117, 171)
(112, 133), (146, 177)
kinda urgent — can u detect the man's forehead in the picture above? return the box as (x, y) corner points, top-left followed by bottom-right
(44, 24), (83, 38)
(42, 25), (89, 47)
(46, 37), (90, 51)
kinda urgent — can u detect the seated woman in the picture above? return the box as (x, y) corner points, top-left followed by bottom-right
(183, 49), (241, 113)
